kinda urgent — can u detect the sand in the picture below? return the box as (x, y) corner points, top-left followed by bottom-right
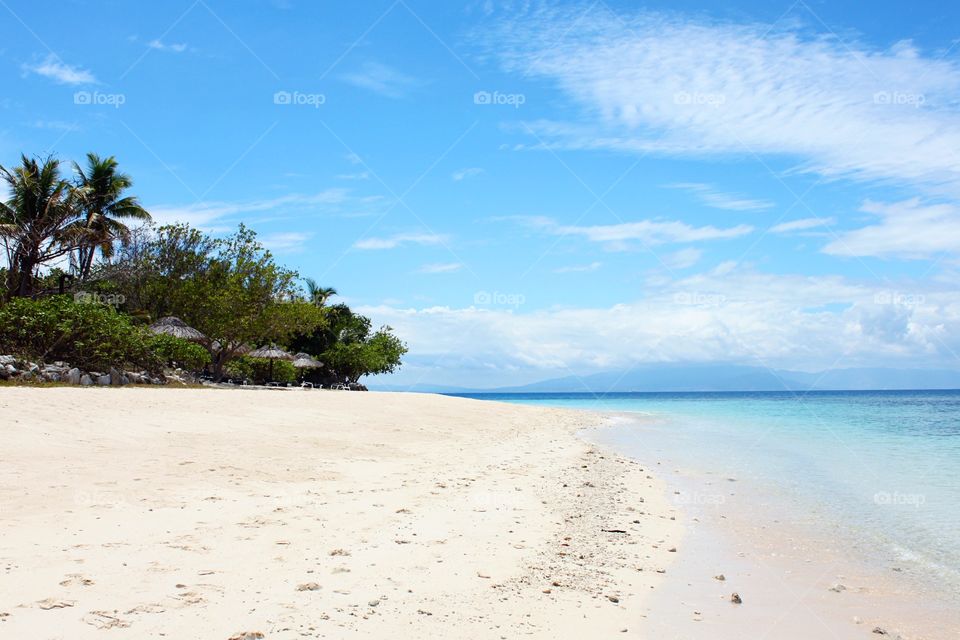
(0, 388), (682, 639)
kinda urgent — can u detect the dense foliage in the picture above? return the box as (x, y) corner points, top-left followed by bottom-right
(0, 152), (407, 386)
(0, 296), (157, 371)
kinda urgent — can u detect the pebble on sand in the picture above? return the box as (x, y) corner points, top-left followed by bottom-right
(730, 592), (743, 604)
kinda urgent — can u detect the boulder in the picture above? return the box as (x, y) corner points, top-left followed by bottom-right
(97, 374), (111, 386)
(0, 355), (15, 366)
(109, 367), (123, 386)
(21, 371), (34, 381)
(44, 372), (61, 383)
(80, 374), (93, 386)
(67, 368), (82, 385)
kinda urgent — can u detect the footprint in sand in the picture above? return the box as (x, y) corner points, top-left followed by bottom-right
(59, 574), (94, 587)
(36, 598), (76, 610)
(83, 610), (131, 629)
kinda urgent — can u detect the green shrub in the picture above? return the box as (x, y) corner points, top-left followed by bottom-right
(0, 295), (157, 371)
(225, 355), (297, 383)
(148, 334), (210, 371)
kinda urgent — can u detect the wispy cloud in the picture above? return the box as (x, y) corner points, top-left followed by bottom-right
(150, 189), (353, 227)
(148, 39), (189, 53)
(341, 62), (419, 99)
(452, 167), (484, 181)
(554, 261), (602, 273)
(354, 232), (448, 250)
(517, 216), (752, 249)
(771, 217), (836, 234)
(667, 182), (773, 211)
(23, 54), (96, 85)
(261, 231), (312, 253)
(824, 199), (960, 259)
(418, 262), (463, 274)
(488, 7), (960, 198)
(662, 247), (702, 269)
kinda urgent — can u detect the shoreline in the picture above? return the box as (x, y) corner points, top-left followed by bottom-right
(0, 388), (681, 638)
(586, 413), (960, 640)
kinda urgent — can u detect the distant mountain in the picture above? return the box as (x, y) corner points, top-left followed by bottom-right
(371, 363), (960, 394)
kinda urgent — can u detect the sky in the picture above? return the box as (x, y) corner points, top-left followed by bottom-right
(3, 0), (960, 388)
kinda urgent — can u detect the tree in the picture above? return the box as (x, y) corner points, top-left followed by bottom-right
(0, 155), (83, 298)
(104, 223), (325, 380)
(72, 153), (150, 280)
(303, 277), (337, 306)
(290, 304), (406, 385)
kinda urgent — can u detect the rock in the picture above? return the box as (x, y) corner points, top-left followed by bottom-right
(80, 374), (93, 386)
(97, 374), (111, 386)
(607, 595), (620, 603)
(872, 627), (888, 635)
(20, 371), (33, 381)
(368, 599), (380, 607)
(228, 633), (264, 640)
(0, 355), (15, 365)
(829, 583), (846, 593)
(44, 372), (61, 382)
(4, 364), (15, 375)
(0, 368), (8, 380)
(67, 368), (82, 385)
(121, 375), (130, 385)
(296, 583), (320, 591)
(109, 367), (123, 386)
(714, 574), (726, 581)
(730, 592), (742, 604)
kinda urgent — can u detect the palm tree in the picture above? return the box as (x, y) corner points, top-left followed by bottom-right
(304, 277), (337, 306)
(0, 155), (83, 298)
(72, 153), (150, 280)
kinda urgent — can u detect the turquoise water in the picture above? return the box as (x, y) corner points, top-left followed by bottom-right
(453, 391), (960, 592)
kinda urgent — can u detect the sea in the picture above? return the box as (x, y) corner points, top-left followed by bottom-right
(451, 390), (960, 600)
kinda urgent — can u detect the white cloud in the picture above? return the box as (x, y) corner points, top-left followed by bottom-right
(148, 39), (189, 53)
(554, 261), (602, 273)
(261, 231), (312, 253)
(24, 55), (96, 85)
(663, 247), (702, 269)
(359, 265), (960, 386)
(770, 217), (836, 233)
(488, 8), (960, 198)
(354, 232), (448, 250)
(667, 182), (773, 211)
(341, 62), (419, 98)
(824, 199), (960, 259)
(554, 218), (751, 246)
(452, 167), (484, 181)
(149, 189), (353, 227)
(418, 262), (463, 274)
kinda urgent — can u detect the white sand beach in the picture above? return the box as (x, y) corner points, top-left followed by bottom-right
(0, 388), (682, 639)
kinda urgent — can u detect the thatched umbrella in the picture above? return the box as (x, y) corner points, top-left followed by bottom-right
(149, 316), (206, 342)
(248, 344), (295, 382)
(291, 352), (324, 369)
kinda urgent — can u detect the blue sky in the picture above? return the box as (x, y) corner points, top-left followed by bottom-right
(4, 0), (960, 387)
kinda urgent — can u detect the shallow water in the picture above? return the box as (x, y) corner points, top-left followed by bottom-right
(453, 390), (960, 599)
